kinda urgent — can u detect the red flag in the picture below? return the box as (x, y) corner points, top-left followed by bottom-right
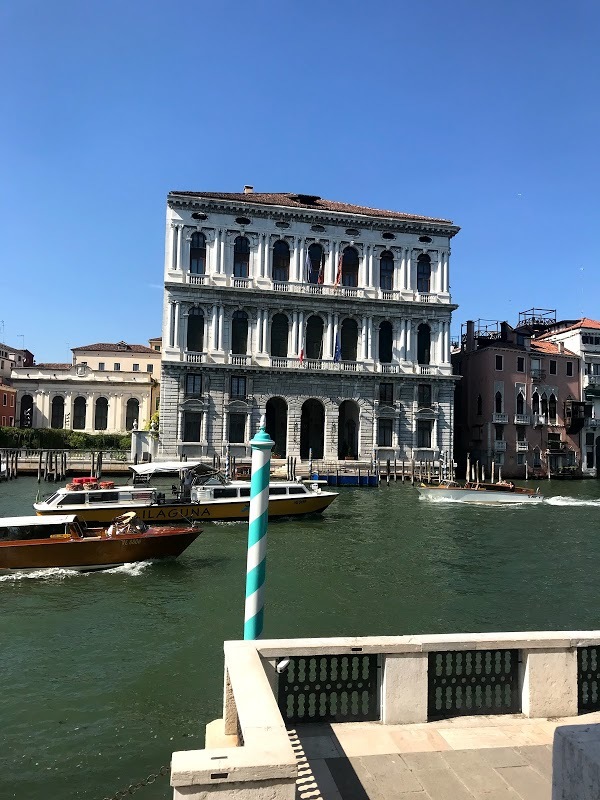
(334, 254), (343, 287)
(317, 260), (324, 284)
(299, 348), (304, 364)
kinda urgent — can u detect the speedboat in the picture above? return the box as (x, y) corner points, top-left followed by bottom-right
(0, 512), (200, 572)
(33, 462), (338, 525)
(416, 480), (543, 504)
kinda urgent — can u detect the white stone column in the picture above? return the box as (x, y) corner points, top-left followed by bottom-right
(432, 415), (438, 449)
(359, 246), (367, 288)
(263, 235), (271, 280)
(262, 310), (268, 355)
(367, 317), (373, 360)
(443, 250), (449, 293)
(406, 248), (413, 291)
(180, 309), (189, 354)
(291, 311), (298, 356)
(400, 319), (407, 361)
(330, 242), (339, 285)
(176, 226), (183, 270)
(325, 313), (333, 359)
(436, 323), (443, 365)
(256, 234), (264, 280)
(368, 245), (374, 289)
(173, 302), (181, 349)
(406, 320), (413, 362)
(360, 317), (368, 360)
(209, 305), (217, 351)
(297, 311), (305, 357)
(372, 248), (380, 291)
(399, 249), (406, 290)
(219, 232), (226, 277)
(333, 313), (339, 357)
(170, 225), (178, 270)
(436, 251), (443, 293)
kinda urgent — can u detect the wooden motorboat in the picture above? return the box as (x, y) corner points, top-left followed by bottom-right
(0, 512), (200, 572)
(33, 463), (338, 525)
(416, 480), (543, 504)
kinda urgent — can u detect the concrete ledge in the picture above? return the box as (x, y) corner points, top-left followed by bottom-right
(552, 723), (600, 799)
(205, 719), (239, 750)
(171, 745), (296, 786)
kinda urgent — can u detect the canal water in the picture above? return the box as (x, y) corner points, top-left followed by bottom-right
(2, 475), (600, 800)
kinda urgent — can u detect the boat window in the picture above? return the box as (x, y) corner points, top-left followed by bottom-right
(58, 494), (84, 505)
(0, 523), (67, 540)
(213, 488), (239, 499)
(238, 487), (251, 497)
(288, 487), (306, 495)
(44, 492), (60, 504)
(88, 492), (119, 503)
(131, 491), (153, 501)
(269, 487), (287, 496)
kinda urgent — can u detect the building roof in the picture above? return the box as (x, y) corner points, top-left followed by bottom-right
(34, 363), (72, 370)
(530, 341), (577, 356)
(71, 342), (157, 354)
(539, 317), (600, 337)
(169, 191), (455, 226)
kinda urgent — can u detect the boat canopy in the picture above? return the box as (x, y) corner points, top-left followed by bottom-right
(0, 515), (78, 526)
(130, 461), (214, 476)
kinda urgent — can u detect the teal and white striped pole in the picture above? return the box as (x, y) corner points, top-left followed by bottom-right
(244, 415), (274, 640)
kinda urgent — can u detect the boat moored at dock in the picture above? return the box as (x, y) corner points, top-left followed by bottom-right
(33, 463), (338, 524)
(0, 512), (200, 572)
(416, 480), (543, 504)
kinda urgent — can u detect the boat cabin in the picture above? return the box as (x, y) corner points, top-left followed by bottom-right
(190, 480), (316, 503)
(0, 515), (84, 541)
(39, 487), (157, 510)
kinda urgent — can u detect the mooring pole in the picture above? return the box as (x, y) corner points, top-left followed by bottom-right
(244, 416), (274, 640)
(225, 442), (231, 482)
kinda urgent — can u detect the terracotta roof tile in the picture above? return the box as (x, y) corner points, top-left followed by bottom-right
(72, 342), (157, 354)
(538, 317), (600, 337)
(530, 341), (577, 356)
(170, 191), (456, 226)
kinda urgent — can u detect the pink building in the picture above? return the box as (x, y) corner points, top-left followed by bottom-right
(0, 383), (16, 427)
(453, 320), (583, 478)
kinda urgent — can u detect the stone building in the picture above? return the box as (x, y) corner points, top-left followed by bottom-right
(159, 189), (459, 463)
(12, 341), (161, 434)
(0, 383), (16, 427)
(535, 317), (600, 476)
(452, 316), (583, 478)
(0, 342), (33, 385)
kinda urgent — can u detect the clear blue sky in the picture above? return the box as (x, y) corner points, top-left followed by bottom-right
(1, 0), (598, 361)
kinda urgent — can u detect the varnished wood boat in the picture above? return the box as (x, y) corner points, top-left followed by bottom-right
(416, 480), (544, 504)
(0, 512), (200, 572)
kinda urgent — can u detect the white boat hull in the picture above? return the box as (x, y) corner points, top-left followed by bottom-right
(416, 487), (543, 504)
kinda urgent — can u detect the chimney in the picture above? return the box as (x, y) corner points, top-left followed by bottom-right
(557, 341), (564, 353)
(243, 185), (254, 194)
(466, 320), (475, 352)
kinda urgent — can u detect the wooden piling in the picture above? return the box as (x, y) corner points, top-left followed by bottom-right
(394, 458), (397, 481)
(411, 459), (415, 485)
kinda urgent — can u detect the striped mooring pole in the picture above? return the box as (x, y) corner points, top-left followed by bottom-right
(244, 416), (274, 640)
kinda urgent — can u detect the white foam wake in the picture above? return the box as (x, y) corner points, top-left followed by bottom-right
(0, 560), (152, 582)
(544, 496), (600, 507)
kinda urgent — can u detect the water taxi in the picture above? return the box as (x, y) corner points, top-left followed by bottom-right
(0, 513), (200, 572)
(33, 463), (338, 524)
(416, 480), (543, 504)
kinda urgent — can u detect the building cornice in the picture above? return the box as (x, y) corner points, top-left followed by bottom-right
(168, 195), (460, 239)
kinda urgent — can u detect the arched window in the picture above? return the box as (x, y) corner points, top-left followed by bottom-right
(272, 241), (290, 282)
(307, 243), (323, 285)
(477, 395), (483, 415)
(126, 398), (139, 431)
(234, 236), (250, 278)
(94, 397), (108, 431)
(342, 247), (359, 287)
(380, 251), (394, 291)
(495, 391), (503, 413)
(417, 323), (431, 365)
(541, 393), (548, 419)
(270, 313), (289, 357)
(231, 310), (248, 354)
(516, 392), (524, 415)
(378, 321), (393, 363)
(73, 397), (86, 430)
(549, 393), (557, 423)
(187, 308), (204, 352)
(305, 316), (324, 360)
(417, 254), (431, 293)
(20, 394), (33, 428)
(51, 396), (64, 429)
(189, 232), (206, 274)
(341, 318), (358, 362)
(532, 391), (540, 414)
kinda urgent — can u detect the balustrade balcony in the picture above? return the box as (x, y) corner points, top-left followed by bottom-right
(516, 441), (529, 452)
(585, 418), (600, 428)
(492, 412), (509, 423)
(493, 440), (507, 451)
(514, 414), (531, 425)
(186, 274), (206, 285)
(584, 375), (600, 388)
(377, 363), (399, 374)
(232, 277), (251, 289)
(183, 351), (206, 364)
(229, 354), (250, 366)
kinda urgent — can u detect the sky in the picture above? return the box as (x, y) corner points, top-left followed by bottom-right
(1, 0), (599, 361)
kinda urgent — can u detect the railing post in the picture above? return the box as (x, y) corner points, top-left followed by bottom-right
(520, 647), (578, 718)
(382, 653), (428, 724)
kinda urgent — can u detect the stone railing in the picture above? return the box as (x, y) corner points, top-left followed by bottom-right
(516, 440), (529, 451)
(514, 414), (531, 425)
(492, 412), (509, 423)
(183, 351), (206, 364)
(186, 274), (206, 285)
(171, 631), (600, 799)
(493, 440), (507, 451)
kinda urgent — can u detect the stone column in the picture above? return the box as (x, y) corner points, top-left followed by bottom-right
(262, 310), (268, 355)
(359, 246), (367, 288)
(368, 245), (374, 289)
(333, 313), (339, 357)
(170, 224), (178, 270)
(368, 317), (373, 360)
(256, 234), (264, 280)
(173, 302), (181, 350)
(325, 313), (333, 359)
(361, 317), (368, 360)
(291, 311), (298, 356)
(175, 226), (183, 270)
(405, 320), (413, 363)
(219, 231), (226, 277)
(181, 308), (189, 355)
(406, 248), (413, 291)
(436, 322), (443, 365)
(297, 311), (305, 357)
(263, 235), (271, 280)
(399, 319), (407, 361)
(443, 250), (449, 293)
(217, 305), (225, 351)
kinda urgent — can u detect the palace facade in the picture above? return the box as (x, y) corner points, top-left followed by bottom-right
(159, 189), (460, 463)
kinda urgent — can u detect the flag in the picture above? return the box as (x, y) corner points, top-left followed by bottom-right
(305, 249), (312, 283)
(334, 254), (343, 286)
(317, 261), (324, 284)
(299, 324), (305, 364)
(333, 334), (341, 363)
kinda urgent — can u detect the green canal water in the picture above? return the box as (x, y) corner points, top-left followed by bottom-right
(2, 476), (600, 800)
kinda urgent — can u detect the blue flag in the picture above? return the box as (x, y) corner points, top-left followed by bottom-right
(333, 334), (341, 363)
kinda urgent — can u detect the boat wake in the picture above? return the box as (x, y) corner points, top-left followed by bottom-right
(0, 561), (153, 582)
(544, 496), (600, 507)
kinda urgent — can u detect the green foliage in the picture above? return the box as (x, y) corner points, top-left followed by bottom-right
(0, 427), (131, 450)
